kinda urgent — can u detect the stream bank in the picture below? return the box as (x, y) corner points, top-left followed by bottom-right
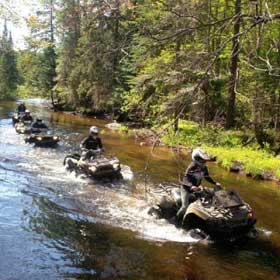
(105, 120), (280, 182)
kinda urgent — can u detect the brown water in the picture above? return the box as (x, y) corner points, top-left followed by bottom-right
(0, 99), (280, 280)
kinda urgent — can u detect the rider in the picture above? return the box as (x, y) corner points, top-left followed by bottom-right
(20, 110), (33, 122)
(31, 118), (48, 132)
(80, 126), (103, 160)
(17, 102), (26, 113)
(176, 148), (221, 221)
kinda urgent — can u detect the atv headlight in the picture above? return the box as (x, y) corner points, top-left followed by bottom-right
(113, 163), (120, 169)
(89, 166), (97, 172)
(53, 136), (58, 140)
(247, 212), (253, 219)
(37, 137), (42, 141)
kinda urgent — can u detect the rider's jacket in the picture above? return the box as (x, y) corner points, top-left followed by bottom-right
(21, 115), (33, 122)
(31, 121), (48, 129)
(81, 135), (103, 150)
(183, 162), (216, 187)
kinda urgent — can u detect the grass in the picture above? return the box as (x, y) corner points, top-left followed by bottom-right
(205, 146), (280, 179)
(160, 120), (280, 180)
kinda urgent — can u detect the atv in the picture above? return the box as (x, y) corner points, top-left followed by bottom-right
(148, 183), (256, 241)
(25, 133), (60, 147)
(63, 151), (122, 180)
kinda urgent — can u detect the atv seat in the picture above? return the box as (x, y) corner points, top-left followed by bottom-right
(213, 189), (244, 208)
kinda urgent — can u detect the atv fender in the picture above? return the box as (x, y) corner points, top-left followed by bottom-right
(183, 213), (206, 231)
(64, 157), (78, 170)
(184, 202), (210, 221)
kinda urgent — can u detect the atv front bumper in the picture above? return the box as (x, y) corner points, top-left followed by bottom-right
(205, 217), (257, 240)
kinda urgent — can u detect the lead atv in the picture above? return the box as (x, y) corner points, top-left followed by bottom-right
(63, 151), (123, 180)
(148, 183), (257, 241)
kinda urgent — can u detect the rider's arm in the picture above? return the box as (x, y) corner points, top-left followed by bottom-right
(31, 122), (37, 128)
(80, 137), (88, 150)
(203, 166), (217, 185)
(183, 162), (196, 188)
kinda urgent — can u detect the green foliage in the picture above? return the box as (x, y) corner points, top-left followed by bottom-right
(162, 120), (247, 148)
(17, 48), (56, 98)
(12, 0), (280, 155)
(16, 1), (57, 100)
(0, 21), (19, 100)
(207, 146), (280, 179)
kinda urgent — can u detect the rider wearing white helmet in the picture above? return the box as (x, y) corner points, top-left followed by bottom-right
(177, 148), (220, 221)
(80, 126), (103, 160)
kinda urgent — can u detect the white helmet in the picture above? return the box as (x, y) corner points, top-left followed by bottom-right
(90, 126), (99, 134)
(191, 148), (211, 162)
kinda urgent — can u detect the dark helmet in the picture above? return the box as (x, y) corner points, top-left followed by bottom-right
(36, 118), (43, 122)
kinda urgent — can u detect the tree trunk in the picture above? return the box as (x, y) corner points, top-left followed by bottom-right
(253, 106), (265, 148)
(202, 79), (210, 127)
(50, 0), (54, 43)
(225, 0), (241, 129)
(112, 1), (120, 76)
(253, 91), (268, 148)
(174, 110), (179, 133)
(174, 39), (181, 133)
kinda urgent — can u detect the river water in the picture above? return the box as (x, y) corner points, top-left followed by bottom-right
(0, 99), (280, 280)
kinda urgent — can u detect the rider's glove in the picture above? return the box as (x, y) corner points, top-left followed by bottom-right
(191, 186), (202, 192)
(215, 182), (222, 191)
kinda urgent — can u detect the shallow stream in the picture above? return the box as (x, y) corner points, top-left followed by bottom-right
(0, 99), (280, 279)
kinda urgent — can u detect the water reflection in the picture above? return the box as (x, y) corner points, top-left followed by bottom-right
(21, 193), (192, 279)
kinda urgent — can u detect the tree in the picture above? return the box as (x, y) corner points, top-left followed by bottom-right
(0, 20), (19, 100)
(17, 0), (280, 149)
(19, 0), (57, 101)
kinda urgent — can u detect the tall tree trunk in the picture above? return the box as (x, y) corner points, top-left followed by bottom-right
(50, 0), (55, 108)
(112, 0), (120, 77)
(253, 92), (266, 148)
(174, 39), (181, 132)
(50, 0), (54, 43)
(202, 79), (210, 127)
(174, 110), (179, 132)
(225, 0), (241, 129)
